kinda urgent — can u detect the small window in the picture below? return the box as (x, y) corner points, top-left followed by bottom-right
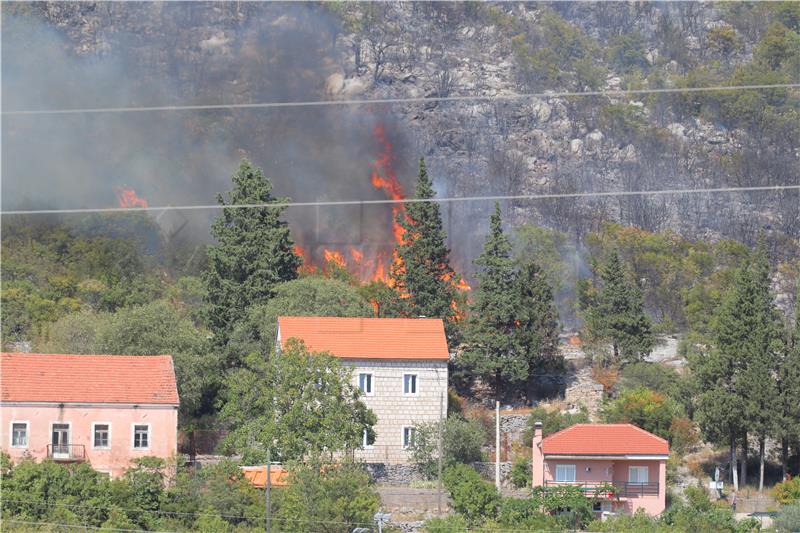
(555, 464), (576, 482)
(593, 501), (612, 512)
(93, 424), (110, 449)
(403, 374), (418, 395)
(358, 373), (373, 395)
(362, 428), (375, 448)
(629, 466), (649, 484)
(133, 425), (149, 449)
(402, 427), (416, 449)
(11, 422), (28, 448)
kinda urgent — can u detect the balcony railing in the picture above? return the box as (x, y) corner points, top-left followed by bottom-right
(544, 480), (659, 497)
(47, 444), (86, 462)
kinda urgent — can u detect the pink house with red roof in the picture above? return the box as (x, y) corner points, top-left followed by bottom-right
(1, 353), (179, 478)
(532, 423), (669, 516)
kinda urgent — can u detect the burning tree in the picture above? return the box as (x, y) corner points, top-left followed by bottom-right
(392, 157), (466, 343)
(205, 158), (301, 357)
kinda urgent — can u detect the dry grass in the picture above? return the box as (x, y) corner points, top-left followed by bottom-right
(590, 365), (619, 392)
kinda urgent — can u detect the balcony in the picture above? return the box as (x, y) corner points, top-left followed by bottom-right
(47, 444), (86, 462)
(544, 480), (659, 498)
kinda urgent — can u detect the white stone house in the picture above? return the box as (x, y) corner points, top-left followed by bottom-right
(276, 316), (449, 463)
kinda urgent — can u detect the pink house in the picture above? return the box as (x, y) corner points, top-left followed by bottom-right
(532, 423), (669, 516)
(1, 353), (179, 478)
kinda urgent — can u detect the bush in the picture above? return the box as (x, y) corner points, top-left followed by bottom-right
(443, 464), (500, 524)
(602, 387), (682, 441)
(774, 503), (800, 532)
(409, 417), (487, 479)
(423, 515), (468, 532)
(775, 476), (800, 504)
(497, 497), (560, 529)
(522, 406), (590, 446)
(509, 458), (531, 489)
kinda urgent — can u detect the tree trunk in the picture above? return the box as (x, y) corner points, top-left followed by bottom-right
(782, 438), (789, 481)
(731, 433), (739, 491)
(740, 432), (748, 488)
(758, 436), (766, 493)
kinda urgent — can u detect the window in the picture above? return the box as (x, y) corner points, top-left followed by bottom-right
(358, 373), (373, 395)
(133, 425), (149, 449)
(362, 428), (375, 448)
(593, 501), (612, 512)
(555, 464), (576, 483)
(629, 466), (649, 484)
(402, 427), (416, 449)
(11, 422), (28, 448)
(403, 374), (418, 395)
(93, 423), (110, 449)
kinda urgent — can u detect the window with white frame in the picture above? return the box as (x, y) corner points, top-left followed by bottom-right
(358, 373), (373, 395)
(555, 464), (576, 483)
(402, 427), (416, 449)
(133, 425), (149, 449)
(93, 423), (110, 449)
(629, 466), (649, 484)
(403, 374), (418, 395)
(362, 428), (375, 448)
(11, 422), (28, 448)
(592, 501), (613, 512)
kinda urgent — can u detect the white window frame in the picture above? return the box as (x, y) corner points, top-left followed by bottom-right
(555, 464), (576, 483)
(49, 421), (72, 445)
(403, 373), (418, 396)
(131, 423), (151, 450)
(358, 373), (374, 396)
(92, 422), (112, 450)
(592, 500), (613, 512)
(629, 466), (649, 484)
(362, 428), (375, 449)
(10, 421), (29, 448)
(402, 426), (416, 449)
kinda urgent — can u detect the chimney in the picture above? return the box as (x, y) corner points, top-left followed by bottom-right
(531, 421), (544, 487)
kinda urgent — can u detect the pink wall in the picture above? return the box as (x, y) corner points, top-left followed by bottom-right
(532, 456), (666, 516)
(2, 404), (177, 478)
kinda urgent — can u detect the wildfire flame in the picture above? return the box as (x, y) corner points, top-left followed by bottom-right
(115, 187), (148, 208)
(323, 249), (346, 268)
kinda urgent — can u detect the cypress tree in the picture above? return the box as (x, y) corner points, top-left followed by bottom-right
(515, 259), (561, 377)
(205, 159), (301, 355)
(392, 158), (460, 341)
(460, 203), (523, 396)
(776, 283), (800, 480)
(584, 250), (654, 365)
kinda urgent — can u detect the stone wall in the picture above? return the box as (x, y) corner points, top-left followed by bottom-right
(472, 461), (514, 486)
(344, 359), (448, 464)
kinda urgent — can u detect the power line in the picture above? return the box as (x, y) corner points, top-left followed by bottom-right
(2, 184), (798, 216)
(3, 83), (799, 116)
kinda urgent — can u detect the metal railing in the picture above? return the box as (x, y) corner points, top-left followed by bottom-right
(544, 480), (659, 497)
(47, 444), (86, 461)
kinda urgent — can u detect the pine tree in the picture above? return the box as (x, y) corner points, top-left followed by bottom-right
(204, 159), (301, 355)
(776, 282), (800, 480)
(460, 203), (523, 395)
(584, 250), (654, 365)
(515, 259), (561, 377)
(392, 158), (460, 341)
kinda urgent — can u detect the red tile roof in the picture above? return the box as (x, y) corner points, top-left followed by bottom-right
(277, 317), (449, 360)
(1, 353), (179, 405)
(542, 424), (668, 456)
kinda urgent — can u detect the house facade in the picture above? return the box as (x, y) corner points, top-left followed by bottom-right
(277, 316), (449, 463)
(1, 353), (179, 478)
(532, 423), (668, 516)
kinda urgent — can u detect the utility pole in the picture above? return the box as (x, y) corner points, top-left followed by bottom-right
(495, 400), (501, 490)
(266, 448), (272, 533)
(437, 391), (444, 514)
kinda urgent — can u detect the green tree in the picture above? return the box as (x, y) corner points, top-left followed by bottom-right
(443, 464), (500, 525)
(582, 250), (655, 365)
(92, 301), (219, 420)
(205, 159), (301, 353)
(220, 339), (376, 463)
(273, 461), (380, 533)
(392, 158), (460, 341)
(514, 259), (562, 375)
(408, 417), (487, 479)
(460, 204), (523, 395)
(522, 407), (590, 446)
(776, 283), (800, 479)
(602, 387), (682, 441)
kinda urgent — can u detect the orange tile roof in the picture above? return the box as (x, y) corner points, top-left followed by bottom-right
(277, 317), (449, 360)
(242, 465), (289, 487)
(1, 353), (179, 405)
(542, 424), (668, 456)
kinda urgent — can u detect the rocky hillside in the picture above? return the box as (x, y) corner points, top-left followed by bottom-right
(3, 2), (798, 260)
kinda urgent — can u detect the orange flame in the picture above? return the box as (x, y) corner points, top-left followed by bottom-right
(115, 187), (148, 208)
(323, 249), (346, 268)
(349, 248), (364, 264)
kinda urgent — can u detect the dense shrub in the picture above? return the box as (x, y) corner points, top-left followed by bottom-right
(774, 476), (800, 504)
(509, 457), (531, 488)
(442, 464), (500, 524)
(521, 406), (590, 446)
(602, 387), (682, 441)
(774, 503), (800, 532)
(408, 416), (487, 479)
